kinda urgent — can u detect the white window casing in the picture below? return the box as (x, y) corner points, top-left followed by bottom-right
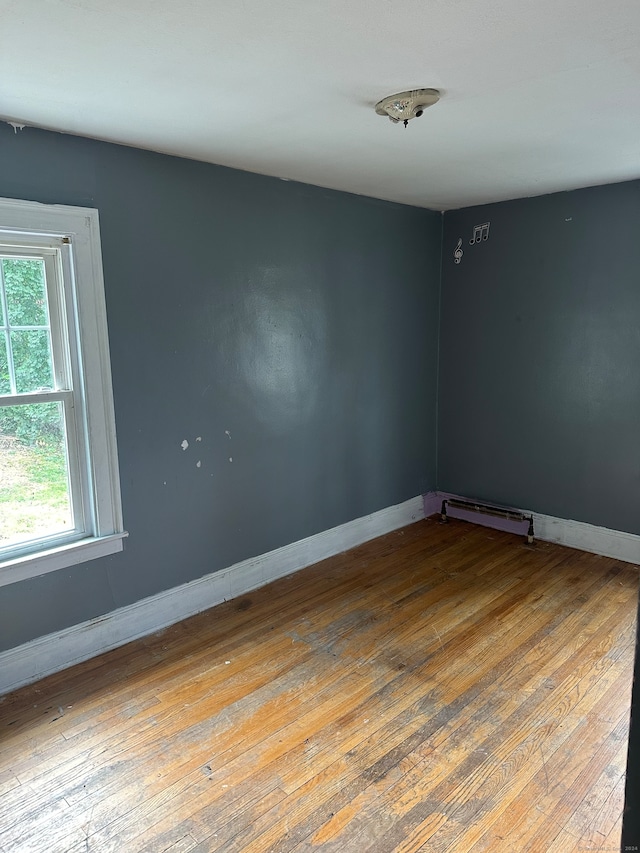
(0, 197), (127, 587)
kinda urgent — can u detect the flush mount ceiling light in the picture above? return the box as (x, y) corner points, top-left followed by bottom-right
(375, 88), (440, 127)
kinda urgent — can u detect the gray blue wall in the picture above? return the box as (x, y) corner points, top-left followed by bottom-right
(2, 132), (639, 838)
(439, 181), (640, 535)
(1, 119), (639, 659)
(440, 181), (640, 847)
(0, 122), (442, 651)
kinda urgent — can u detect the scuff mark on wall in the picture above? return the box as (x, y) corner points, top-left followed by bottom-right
(181, 440), (189, 451)
(196, 460), (201, 468)
(229, 457), (233, 462)
(196, 436), (202, 442)
(225, 430), (231, 439)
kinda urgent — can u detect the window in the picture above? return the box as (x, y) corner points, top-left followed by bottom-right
(0, 198), (125, 587)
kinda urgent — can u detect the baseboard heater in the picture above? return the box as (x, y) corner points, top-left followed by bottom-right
(440, 497), (534, 544)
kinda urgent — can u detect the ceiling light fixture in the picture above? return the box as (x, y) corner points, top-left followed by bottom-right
(375, 88), (440, 128)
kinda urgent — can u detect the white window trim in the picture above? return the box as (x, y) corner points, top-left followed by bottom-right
(0, 197), (127, 588)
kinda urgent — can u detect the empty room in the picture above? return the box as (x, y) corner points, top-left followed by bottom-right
(1, 1), (639, 851)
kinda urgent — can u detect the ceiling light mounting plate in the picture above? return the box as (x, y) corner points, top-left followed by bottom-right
(375, 88), (440, 126)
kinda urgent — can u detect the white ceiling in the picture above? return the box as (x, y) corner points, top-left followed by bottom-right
(2, 0), (640, 210)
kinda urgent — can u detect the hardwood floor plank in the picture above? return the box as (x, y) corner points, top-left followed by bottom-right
(11, 665), (360, 852)
(47, 643), (427, 853)
(206, 560), (636, 852)
(222, 604), (616, 849)
(533, 827), (582, 853)
(467, 709), (630, 853)
(307, 638), (625, 852)
(0, 772), (20, 798)
(562, 768), (627, 851)
(561, 749), (627, 842)
(134, 786), (287, 853)
(435, 644), (635, 852)
(0, 519), (636, 853)
(1, 637), (315, 836)
(603, 816), (626, 852)
(7, 620), (321, 787)
(519, 715), (629, 851)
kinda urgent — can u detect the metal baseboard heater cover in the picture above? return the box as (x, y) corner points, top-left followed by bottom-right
(440, 498), (535, 544)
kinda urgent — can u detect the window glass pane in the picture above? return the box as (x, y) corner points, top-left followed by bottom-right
(0, 335), (9, 394)
(2, 258), (48, 326)
(11, 330), (54, 393)
(0, 402), (73, 549)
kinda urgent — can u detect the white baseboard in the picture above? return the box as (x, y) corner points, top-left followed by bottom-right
(424, 491), (640, 566)
(0, 496), (424, 696)
(530, 511), (640, 565)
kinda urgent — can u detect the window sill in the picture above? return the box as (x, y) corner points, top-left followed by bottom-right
(0, 532), (128, 588)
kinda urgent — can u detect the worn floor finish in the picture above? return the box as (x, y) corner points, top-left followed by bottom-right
(0, 518), (637, 853)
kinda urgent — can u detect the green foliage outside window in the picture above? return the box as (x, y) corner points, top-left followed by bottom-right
(0, 258), (60, 446)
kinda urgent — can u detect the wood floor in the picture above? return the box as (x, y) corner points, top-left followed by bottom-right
(0, 517), (637, 853)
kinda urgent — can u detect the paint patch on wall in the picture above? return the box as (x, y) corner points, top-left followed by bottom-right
(181, 440), (189, 451)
